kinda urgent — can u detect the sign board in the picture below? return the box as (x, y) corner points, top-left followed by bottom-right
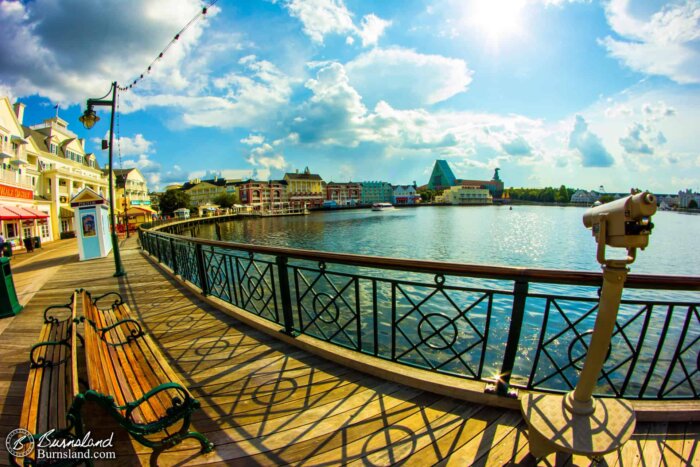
(0, 184), (34, 200)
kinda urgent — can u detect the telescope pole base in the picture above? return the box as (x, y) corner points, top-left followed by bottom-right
(521, 393), (636, 459)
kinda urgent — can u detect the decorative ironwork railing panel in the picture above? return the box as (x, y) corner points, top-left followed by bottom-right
(139, 227), (700, 400)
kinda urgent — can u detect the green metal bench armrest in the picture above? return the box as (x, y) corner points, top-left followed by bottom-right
(83, 383), (199, 434)
(91, 291), (124, 310)
(43, 300), (74, 325)
(87, 318), (145, 345)
(29, 340), (71, 368)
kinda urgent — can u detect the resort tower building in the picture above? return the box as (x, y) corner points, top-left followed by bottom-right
(284, 167), (324, 208)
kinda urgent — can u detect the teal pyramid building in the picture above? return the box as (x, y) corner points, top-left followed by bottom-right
(427, 160), (457, 190)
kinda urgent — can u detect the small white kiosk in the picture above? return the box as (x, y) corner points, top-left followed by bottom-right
(70, 188), (112, 261)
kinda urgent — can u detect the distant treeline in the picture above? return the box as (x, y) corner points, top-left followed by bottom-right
(506, 186), (576, 203)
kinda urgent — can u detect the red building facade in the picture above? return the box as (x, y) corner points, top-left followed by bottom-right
(325, 182), (361, 206)
(237, 180), (288, 210)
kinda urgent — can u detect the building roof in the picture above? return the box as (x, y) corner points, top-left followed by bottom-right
(427, 160), (457, 190)
(180, 178), (229, 191)
(285, 172), (323, 181)
(23, 124), (102, 170)
(235, 179), (288, 186)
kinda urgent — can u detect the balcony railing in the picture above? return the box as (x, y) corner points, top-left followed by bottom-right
(139, 225), (700, 400)
(0, 170), (34, 189)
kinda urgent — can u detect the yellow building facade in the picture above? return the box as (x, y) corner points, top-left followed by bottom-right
(436, 185), (493, 205)
(284, 167), (325, 208)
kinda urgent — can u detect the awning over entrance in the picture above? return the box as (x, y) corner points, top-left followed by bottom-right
(0, 205), (49, 220)
(59, 207), (74, 218)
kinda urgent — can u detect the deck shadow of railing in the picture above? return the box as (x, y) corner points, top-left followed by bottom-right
(110, 258), (543, 465)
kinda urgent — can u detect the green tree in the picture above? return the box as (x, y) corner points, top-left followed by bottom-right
(213, 192), (240, 208)
(418, 188), (436, 202)
(555, 185), (570, 203)
(159, 190), (191, 216)
(689, 199), (698, 209)
(598, 194), (616, 204)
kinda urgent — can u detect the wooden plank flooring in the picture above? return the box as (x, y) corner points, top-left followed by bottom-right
(0, 238), (697, 466)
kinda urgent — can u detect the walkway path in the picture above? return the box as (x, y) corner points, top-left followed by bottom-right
(0, 237), (697, 465)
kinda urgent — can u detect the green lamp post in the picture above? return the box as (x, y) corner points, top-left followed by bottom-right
(79, 82), (126, 277)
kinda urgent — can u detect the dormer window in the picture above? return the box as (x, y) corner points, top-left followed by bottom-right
(49, 143), (58, 154)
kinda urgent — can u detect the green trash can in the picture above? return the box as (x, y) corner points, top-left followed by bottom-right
(33, 236), (41, 249)
(3, 242), (12, 258)
(0, 257), (22, 317)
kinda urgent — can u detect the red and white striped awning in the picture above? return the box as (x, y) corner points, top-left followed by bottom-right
(0, 206), (49, 220)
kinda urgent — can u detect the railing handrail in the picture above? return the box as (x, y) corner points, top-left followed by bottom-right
(141, 223), (700, 291)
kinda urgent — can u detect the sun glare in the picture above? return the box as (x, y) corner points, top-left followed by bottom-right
(468, 0), (527, 46)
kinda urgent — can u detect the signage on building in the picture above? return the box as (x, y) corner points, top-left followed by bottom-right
(0, 184), (33, 200)
(72, 200), (105, 207)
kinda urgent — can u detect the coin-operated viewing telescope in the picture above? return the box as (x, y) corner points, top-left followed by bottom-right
(521, 191), (657, 459)
(583, 191), (656, 264)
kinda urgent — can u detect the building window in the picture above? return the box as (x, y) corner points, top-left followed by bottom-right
(61, 219), (71, 233)
(40, 223), (49, 237)
(23, 227), (31, 239)
(6, 223), (17, 238)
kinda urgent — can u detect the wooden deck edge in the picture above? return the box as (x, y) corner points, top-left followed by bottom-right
(142, 251), (700, 422)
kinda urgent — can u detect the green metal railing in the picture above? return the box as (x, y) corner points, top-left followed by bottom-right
(139, 226), (700, 400)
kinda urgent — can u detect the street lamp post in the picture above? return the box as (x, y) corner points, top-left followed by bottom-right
(79, 81), (126, 277)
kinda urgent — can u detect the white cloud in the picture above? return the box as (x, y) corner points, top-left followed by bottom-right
(288, 61), (545, 167)
(241, 134), (266, 145)
(131, 56), (295, 129)
(619, 123), (656, 155)
(346, 48), (472, 107)
(112, 134), (154, 156)
(283, 0), (390, 47)
(601, 0), (700, 84)
(246, 143), (288, 171)
(568, 115), (615, 167)
(284, 0), (356, 43)
(357, 14), (392, 47)
(0, 0), (218, 104)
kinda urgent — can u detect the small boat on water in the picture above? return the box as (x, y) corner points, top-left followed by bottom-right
(371, 202), (394, 211)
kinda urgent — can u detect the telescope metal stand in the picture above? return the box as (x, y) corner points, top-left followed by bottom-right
(521, 262), (636, 459)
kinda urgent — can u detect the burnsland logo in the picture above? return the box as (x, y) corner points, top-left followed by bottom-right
(6, 429), (116, 461)
(5, 428), (34, 458)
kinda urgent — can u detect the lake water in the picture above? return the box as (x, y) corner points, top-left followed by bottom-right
(200, 205), (699, 276)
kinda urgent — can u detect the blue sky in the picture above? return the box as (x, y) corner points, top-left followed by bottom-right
(1, 0), (699, 193)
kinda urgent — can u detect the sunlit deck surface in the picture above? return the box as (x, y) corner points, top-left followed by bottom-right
(0, 237), (698, 466)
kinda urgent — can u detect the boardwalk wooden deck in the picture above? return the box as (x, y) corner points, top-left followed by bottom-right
(0, 238), (698, 466)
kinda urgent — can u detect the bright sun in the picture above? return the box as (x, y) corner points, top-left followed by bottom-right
(468, 0), (527, 45)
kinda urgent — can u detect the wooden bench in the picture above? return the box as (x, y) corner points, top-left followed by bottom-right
(75, 290), (212, 453)
(11, 292), (84, 465)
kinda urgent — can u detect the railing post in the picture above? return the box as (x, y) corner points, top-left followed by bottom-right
(195, 243), (209, 295)
(488, 279), (528, 397)
(156, 236), (162, 263)
(170, 238), (178, 275)
(276, 255), (296, 336)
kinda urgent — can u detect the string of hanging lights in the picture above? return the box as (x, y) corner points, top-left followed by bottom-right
(117, 0), (220, 92)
